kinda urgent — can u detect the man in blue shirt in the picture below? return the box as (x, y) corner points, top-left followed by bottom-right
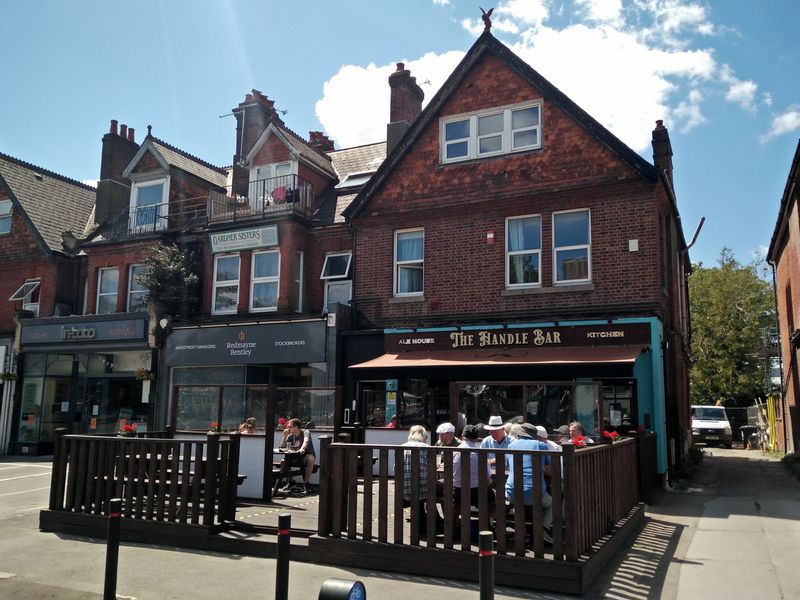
(505, 422), (553, 543)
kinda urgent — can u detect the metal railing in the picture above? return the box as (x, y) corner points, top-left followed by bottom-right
(208, 175), (315, 223)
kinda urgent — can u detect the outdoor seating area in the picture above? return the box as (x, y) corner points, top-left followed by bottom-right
(39, 428), (651, 595)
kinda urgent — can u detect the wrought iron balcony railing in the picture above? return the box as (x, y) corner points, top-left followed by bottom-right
(208, 174), (315, 223)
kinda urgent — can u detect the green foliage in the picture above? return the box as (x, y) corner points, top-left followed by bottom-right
(137, 243), (200, 319)
(689, 248), (775, 408)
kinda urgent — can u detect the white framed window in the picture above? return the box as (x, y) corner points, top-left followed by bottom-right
(321, 251), (353, 308)
(506, 215), (541, 288)
(553, 209), (591, 284)
(96, 267), (119, 314)
(0, 199), (12, 235)
(213, 254), (240, 314)
(250, 250), (280, 312)
(394, 229), (424, 296)
(130, 177), (169, 233)
(9, 278), (41, 316)
(127, 264), (148, 312)
(295, 251), (304, 313)
(440, 100), (542, 163)
(249, 162), (296, 203)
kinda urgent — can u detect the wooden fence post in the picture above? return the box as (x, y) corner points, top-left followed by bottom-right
(204, 432), (219, 526)
(561, 444), (579, 561)
(336, 433), (351, 532)
(49, 428), (68, 510)
(317, 435), (333, 537)
(226, 432), (241, 521)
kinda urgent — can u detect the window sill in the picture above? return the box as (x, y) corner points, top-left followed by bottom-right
(389, 295), (425, 304)
(502, 283), (594, 296)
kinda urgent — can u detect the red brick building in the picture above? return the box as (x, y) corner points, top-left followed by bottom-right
(341, 32), (691, 480)
(767, 139), (800, 454)
(0, 153), (95, 454)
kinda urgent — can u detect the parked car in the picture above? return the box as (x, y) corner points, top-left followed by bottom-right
(691, 405), (733, 448)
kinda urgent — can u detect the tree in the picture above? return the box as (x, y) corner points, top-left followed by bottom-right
(688, 248), (775, 407)
(136, 243), (200, 320)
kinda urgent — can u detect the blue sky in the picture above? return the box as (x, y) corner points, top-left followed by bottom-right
(1, 0), (798, 268)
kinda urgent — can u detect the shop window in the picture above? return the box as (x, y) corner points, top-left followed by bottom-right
(363, 381), (389, 427)
(321, 252), (352, 308)
(127, 264), (148, 312)
(129, 178), (168, 233)
(603, 383), (634, 430)
(96, 267), (119, 314)
(213, 254), (240, 314)
(17, 378), (43, 442)
(0, 199), (12, 234)
(250, 250), (279, 312)
(394, 229), (424, 296)
(506, 215), (541, 287)
(553, 209), (591, 283)
(9, 278), (41, 316)
(274, 388), (335, 429)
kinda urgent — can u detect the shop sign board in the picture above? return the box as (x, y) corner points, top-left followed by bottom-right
(385, 323), (651, 353)
(165, 320), (326, 366)
(21, 318), (147, 346)
(210, 225), (278, 253)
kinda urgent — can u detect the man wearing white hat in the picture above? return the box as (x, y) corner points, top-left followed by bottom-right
(435, 422), (460, 447)
(480, 415), (511, 450)
(536, 425), (562, 452)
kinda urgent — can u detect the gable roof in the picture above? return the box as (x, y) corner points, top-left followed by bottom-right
(344, 31), (659, 220)
(246, 122), (338, 179)
(0, 152), (96, 254)
(767, 139), (800, 262)
(328, 141), (386, 181)
(123, 136), (228, 188)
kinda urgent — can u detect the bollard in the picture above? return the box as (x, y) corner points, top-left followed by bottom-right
(104, 498), (122, 600)
(479, 530), (494, 600)
(318, 578), (366, 599)
(275, 513), (291, 600)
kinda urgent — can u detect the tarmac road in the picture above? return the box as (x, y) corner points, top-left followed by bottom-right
(1, 448), (799, 599)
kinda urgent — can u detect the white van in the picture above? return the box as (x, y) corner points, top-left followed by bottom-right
(691, 405), (732, 448)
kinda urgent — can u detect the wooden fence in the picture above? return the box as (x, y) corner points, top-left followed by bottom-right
(314, 436), (643, 591)
(44, 429), (240, 530)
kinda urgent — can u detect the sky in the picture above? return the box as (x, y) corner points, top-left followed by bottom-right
(1, 0), (798, 269)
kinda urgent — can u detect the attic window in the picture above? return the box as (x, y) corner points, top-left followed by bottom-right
(9, 279), (41, 317)
(440, 100), (542, 163)
(335, 171), (375, 189)
(0, 200), (11, 234)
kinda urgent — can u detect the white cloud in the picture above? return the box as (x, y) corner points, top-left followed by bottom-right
(82, 179), (98, 188)
(315, 52), (464, 148)
(316, 0), (765, 153)
(672, 89), (707, 132)
(760, 106), (800, 143)
(432, 0), (449, 5)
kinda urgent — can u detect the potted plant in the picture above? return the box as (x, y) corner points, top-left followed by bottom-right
(135, 368), (154, 382)
(118, 423), (138, 437)
(208, 421), (221, 433)
(602, 430), (620, 443)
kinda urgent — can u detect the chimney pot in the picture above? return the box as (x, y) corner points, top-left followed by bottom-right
(396, 62), (405, 72)
(110, 120), (118, 135)
(120, 124), (128, 139)
(655, 119), (664, 129)
(127, 127), (135, 142)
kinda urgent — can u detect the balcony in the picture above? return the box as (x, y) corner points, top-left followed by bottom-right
(208, 175), (315, 224)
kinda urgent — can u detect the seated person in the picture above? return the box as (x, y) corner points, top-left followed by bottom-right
(568, 420), (594, 444)
(238, 417), (256, 434)
(453, 424), (493, 509)
(505, 422), (553, 543)
(435, 422), (460, 447)
(278, 418), (316, 494)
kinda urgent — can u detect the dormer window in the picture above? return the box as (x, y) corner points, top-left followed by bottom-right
(130, 177), (169, 233)
(0, 199), (12, 234)
(440, 100), (542, 163)
(249, 162), (295, 202)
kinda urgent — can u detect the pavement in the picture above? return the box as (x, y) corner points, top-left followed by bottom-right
(1, 448), (799, 599)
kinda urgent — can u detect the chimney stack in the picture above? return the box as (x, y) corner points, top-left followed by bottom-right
(119, 124), (128, 140)
(128, 127), (135, 142)
(387, 62), (424, 155)
(308, 131), (335, 154)
(98, 118), (140, 225)
(651, 120), (674, 188)
(231, 89), (285, 195)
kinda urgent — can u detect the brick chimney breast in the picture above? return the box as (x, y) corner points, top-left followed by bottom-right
(120, 124), (128, 139)
(387, 62), (425, 155)
(308, 131), (335, 153)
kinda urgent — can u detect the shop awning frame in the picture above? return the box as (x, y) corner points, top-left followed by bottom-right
(349, 345), (647, 369)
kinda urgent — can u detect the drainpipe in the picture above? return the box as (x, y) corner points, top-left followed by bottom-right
(768, 259), (788, 453)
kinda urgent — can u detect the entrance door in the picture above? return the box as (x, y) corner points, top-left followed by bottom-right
(82, 378), (144, 434)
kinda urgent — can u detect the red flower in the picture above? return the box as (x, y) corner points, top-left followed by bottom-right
(637, 424), (645, 433)
(209, 422), (220, 431)
(572, 435), (587, 448)
(603, 430), (620, 440)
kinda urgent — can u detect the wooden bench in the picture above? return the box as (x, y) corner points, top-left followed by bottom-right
(271, 461), (319, 495)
